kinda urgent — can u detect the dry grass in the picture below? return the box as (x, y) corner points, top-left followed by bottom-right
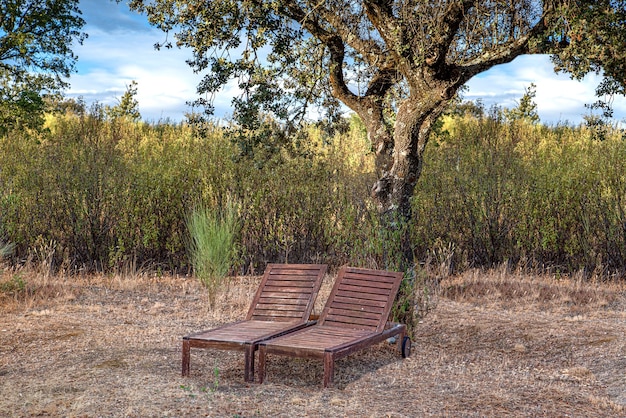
(1, 266), (625, 417)
(442, 266), (625, 313)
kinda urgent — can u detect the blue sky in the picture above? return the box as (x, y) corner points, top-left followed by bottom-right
(69, 1), (626, 124)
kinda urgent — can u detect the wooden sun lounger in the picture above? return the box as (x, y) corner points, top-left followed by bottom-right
(257, 266), (411, 388)
(182, 263), (327, 382)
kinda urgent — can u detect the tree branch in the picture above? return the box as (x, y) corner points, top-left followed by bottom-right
(457, 9), (549, 79)
(316, 6), (386, 68)
(362, 0), (402, 55)
(283, 3), (368, 113)
(426, 0), (475, 70)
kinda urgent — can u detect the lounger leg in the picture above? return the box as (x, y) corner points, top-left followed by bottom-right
(398, 327), (406, 355)
(244, 344), (255, 382)
(323, 352), (334, 388)
(257, 345), (267, 384)
(182, 339), (190, 377)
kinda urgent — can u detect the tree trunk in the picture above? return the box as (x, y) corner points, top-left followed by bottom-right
(367, 98), (448, 332)
(371, 98), (447, 271)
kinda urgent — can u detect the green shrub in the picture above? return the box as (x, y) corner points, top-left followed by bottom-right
(0, 241), (14, 260)
(413, 112), (626, 275)
(2, 105), (626, 279)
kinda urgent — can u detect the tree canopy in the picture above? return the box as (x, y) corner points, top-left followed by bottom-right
(127, 0), (626, 271)
(0, 0), (86, 132)
(127, 1), (625, 122)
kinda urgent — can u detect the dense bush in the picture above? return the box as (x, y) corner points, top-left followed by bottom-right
(1, 108), (626, 278)
(0, 111), (380, 273)
(414, 112), (626, 276)
(0, 113), (201, 271)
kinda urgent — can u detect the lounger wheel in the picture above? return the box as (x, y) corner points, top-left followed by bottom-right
(401, 336), (411, 358)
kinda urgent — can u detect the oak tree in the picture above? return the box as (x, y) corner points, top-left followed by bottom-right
(127, 0), (626, 269)
(0, 0), (86, 132)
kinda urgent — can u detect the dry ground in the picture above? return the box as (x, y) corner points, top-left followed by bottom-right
(0, 267), (625, 417)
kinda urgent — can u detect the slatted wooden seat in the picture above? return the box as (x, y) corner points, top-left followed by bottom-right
(182, 263), (327, 382)
(257, 266), (411, 388)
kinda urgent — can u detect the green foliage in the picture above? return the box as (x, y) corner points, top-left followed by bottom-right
(0, 74), (47, 134)
(3, 105), (626, 280)
(106, 81), (141, 122)
(414, 112), (626, 275)
(0, 0), (86, 131)
(127, 0), (342, 130)
(504, 83), (540, 124)
(0, 241), (15, 260)
(548, 0), (626, 92)
(127, 1), (626, 128)
(0, 0), (86, 82)
(0, 109), (380, 273)
(0, 274), (26, 298)
(127, 1), (626, 291)
(0, 110), (199, 271)
(187, 201), (239, 305)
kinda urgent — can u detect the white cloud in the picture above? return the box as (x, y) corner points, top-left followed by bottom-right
(466, 55), (626, 124)
(68, 22), (202, 120)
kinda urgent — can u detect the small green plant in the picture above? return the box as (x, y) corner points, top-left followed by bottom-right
(178, 367), (219, 399)
(0, 240), (15, 260)
(187, 200), (239, 307)
(201, 366), (220, 393)
(0, 274), (26, 297)
(179, 384), (195, 398)
(212, 365), (220, 392)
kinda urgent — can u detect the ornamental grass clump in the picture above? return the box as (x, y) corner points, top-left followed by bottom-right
(187, 201), (239, 307)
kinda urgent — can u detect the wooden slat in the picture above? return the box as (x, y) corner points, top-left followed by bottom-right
(326, 308), (382, 320)
(342, 279), (393, 289)
(332, 295), (387, 308)
(342, 271), (397, 282)
(253, 303), (311, 311)
(253, 307), (303, 314)
(329, 301), (384, 314)
(337, 285), (392, 296)
(335, 289), (390, 302)
(324, 314), (380, 328)
(257, 297), (309, 306)
(267, 274), (319, 279)
(305, 327), (369, 338)
(318, 267), (403, 332)
(188, 320), (301, 342)
(252, 309), (303, 315)
(246, 264), (326, 321)
(183, 264), (327, 381)
(261, 326), (371, 350)
(253, 312), (303, 319)
(258, 291), (311, 299)
(257, 268), (404, 386)
(265, 279), (315, 287)
(260, 286), (316, 293)
(268, 269), (322, 276)
(251, 315), (303, 322)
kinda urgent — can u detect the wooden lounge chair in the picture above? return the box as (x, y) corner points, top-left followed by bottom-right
(257, 266), (411, 388)
(182, 263), (327, 382)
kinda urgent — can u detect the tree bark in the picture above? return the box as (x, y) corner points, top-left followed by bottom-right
(370, 92), (451, 271)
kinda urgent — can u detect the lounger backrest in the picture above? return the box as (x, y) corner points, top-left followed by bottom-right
(318, 267), (403, 332)
(246, 264), (327, 322)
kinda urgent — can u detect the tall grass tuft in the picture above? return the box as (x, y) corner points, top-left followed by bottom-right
(187, 200), (239, 307)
